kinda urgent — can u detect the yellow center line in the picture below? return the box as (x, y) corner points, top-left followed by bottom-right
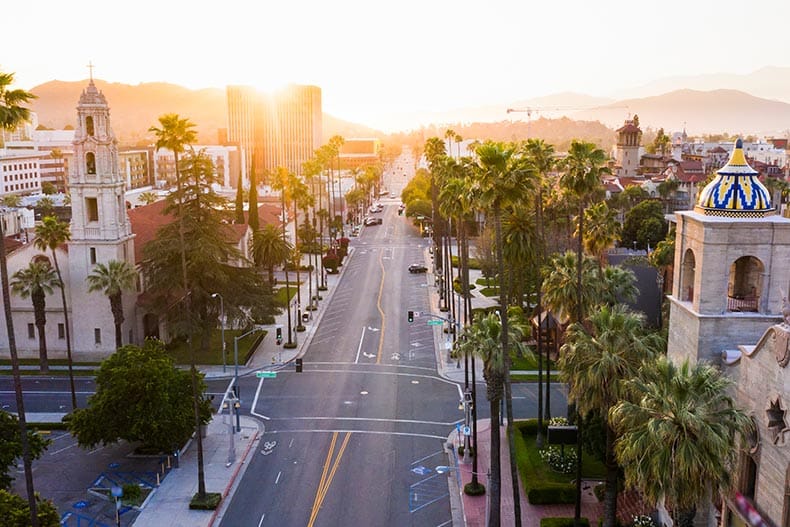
(307, 432), (352, 527)
(308, 432), (337, 523)
(376, 251), (386, 364)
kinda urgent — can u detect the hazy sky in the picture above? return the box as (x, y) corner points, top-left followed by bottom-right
(4, 0), (790, 131)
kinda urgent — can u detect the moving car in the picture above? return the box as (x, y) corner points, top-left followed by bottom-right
(364, 217), (383, 226)
(408, 263), (428, 273)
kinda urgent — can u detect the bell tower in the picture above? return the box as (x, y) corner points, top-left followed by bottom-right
(67, 77), (136, 356)
(667, 138), (790, 365)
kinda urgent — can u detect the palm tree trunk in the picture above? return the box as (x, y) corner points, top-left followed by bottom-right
(494, 203), (521, 527)
(52, 256), (77, 410)
(35, 322), (48, 373)
(0, 224), (40, 526)
(110, 295), (124, 349)
(488, 395), (502, 527)
(603, 422), (618, 527)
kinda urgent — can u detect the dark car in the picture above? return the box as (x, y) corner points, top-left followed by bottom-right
(408, 263), (428, 273)
(364, 217), (383, 226)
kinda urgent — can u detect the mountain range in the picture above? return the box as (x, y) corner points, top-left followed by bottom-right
(27, 68), (790, 142)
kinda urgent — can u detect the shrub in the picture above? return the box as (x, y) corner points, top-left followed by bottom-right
(463, 482), (486, 496)
(541, 517), (590, 526)
(189, 492), (222, 510)
(632, 515), (656, 527)
(528, 483), (576, 504)
(539, 445), (577, 473)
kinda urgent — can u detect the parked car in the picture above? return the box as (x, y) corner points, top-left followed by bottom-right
(364, 217), (383, 226)
(408, 263), (428, 273)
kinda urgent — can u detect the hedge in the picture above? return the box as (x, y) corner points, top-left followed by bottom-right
(541, 517), (590, 527)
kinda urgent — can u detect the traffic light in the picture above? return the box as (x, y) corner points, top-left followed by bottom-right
(295, 358), (303, 373)
(407, 310), (414, 323)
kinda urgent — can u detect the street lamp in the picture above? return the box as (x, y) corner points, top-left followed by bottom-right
(232, 326), (264, 431)
(211, 293), (226, 373)
(111, 486), (123, 527)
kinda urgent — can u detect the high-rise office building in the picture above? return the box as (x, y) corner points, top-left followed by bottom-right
(226, 84), (322, 183)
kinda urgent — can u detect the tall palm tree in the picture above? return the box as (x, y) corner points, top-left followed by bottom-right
(11, 261), (59, 373)
(148, 113), (209, 499)
(560, 304), (661, 527)
(34, 216), (77, 410)
(469, 140), (536, 527)
(86, 260), (138, 348)
(457, 312), (531, 518)
(559, 140), (609, 324)
(611, 357), (751, 527)
(1, 69), (40, 527)
(522, 138), (555, 438)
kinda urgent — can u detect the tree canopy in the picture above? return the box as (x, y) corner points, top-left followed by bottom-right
(0, 413), (49, 491)
(66, 340), (211, 451)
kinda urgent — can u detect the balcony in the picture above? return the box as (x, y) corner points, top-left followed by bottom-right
(727, 295), (758, 312)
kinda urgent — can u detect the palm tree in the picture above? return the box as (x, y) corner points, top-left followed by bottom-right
(559, 304), (661, 527)
(611, 357), (751, 527)
(542, 251), (598, 325)
(86, 260), (138, 348)
(559, 140), (609, 324)
(1, 68), (40, 527)
(137, 191), (159, 206)
(457, 312), (532, 514)
(11, 260), (60, 373)
(253, 224), (293, 288)
(34, 216), (77, 410)
(580, 201), (620, 271)
(469, 140), (536, 527)
(148, 113), (209, 499)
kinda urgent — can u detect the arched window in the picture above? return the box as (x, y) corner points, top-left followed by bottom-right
(86, 152), (96, 175)
(727, 256), (764, 312)
(85, 116), (95, 137)
(680, 248), (695, 302)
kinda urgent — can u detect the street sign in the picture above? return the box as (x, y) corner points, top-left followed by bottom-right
(256, 371), (277, 379)
(462, 425), (471, 436)
(427, 320), (443, 326)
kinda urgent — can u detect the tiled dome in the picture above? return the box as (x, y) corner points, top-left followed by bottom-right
(695, 138), (774, 217)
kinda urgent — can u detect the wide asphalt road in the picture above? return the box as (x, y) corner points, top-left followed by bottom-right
(220, 203), (462, 527)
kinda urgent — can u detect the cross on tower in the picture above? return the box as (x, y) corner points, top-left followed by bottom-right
(87, 61), (95, 81)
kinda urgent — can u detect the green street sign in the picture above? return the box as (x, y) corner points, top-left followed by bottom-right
(427, 320), (443, 326)
(256, 371), (277, 379)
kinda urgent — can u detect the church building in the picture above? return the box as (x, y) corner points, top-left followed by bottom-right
(666, 138), (790, 526)
(0, 79), (138, 360)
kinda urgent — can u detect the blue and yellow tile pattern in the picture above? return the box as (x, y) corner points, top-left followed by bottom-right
(696, 138), (774, 217)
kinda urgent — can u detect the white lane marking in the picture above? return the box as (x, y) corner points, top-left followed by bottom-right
(251, 377), (270, 421)
(354, 327), (366, 364)
(268, 429), (448, 440)
(288, 438), (294, 448)
(273, 416), (462, 426)
(275, 471), (282, 484)
(257, 513), (266, 527)
(49, 443), (77, 455)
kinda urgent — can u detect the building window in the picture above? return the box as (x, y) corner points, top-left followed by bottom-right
(94, 328), (101, 344)
(90, 247), (97, 264)
(27, 323), (35, 339)
(86, 152), (96, 174)
(86, 197), (99, 222)
(58, 323), (65, 339)
(727, 256), (764, 313)
(86, 116), (95, 137)
(680, 248), (695, 302)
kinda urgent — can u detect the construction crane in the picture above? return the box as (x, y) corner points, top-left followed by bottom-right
(506, 104), (630, 136)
